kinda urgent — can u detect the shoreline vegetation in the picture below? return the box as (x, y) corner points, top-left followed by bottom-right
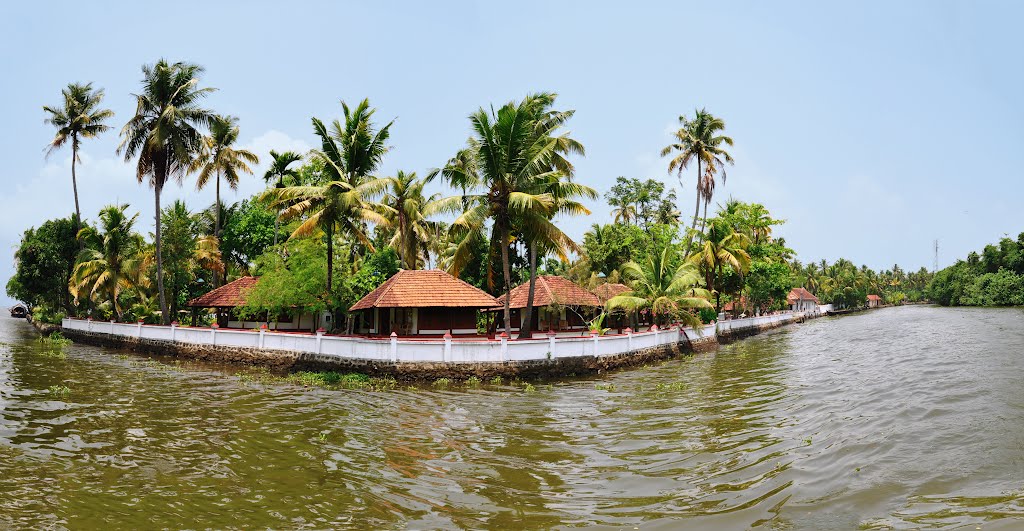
(929, 233), (1024, 307)
(9, 58), (932, 349)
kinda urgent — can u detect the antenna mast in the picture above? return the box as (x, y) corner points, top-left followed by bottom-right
(933, 239), (939, 273)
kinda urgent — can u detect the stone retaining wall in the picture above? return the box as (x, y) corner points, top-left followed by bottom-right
(58, 312), (805, 380)
(62, 327), (719, 381)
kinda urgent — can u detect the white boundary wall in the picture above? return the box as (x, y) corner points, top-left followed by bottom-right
(62, 313), (800, 365)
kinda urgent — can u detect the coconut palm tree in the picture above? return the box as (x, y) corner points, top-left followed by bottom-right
(262, 150), (303, 246)
(612, 203), (637, 225)
(263, 99), (392, 292)
(70, 204), (146, 320)
(191, 114), (258, 248)
(607, 244), (712, 329)
(380, 171), (457, 269)
(118, 59), (215, 324)
(437, 93), (587, 336)
(689, 219), (751, 311)
(661, 109), (734, 256)
(43, 82), (114, 235)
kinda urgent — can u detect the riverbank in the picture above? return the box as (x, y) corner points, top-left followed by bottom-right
(55, 312), (812, 381)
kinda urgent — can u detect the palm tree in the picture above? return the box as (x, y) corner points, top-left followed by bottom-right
(191, 114), (258, 285)
(380, 171), (457, 269)
(263, 99), (392, 293)
(437, 93), (587, 336)
(661, 109), (734, 256)
(612, 203), (637, 225)
(43, 82), (114, 235)
(517, 171), (596, 338)
(607, 244), (712, 329)
(118, 59), (215, 324)
(70, 204), (146, 320)
(262, 150), (303, 246)
(689, 219), (751, 312)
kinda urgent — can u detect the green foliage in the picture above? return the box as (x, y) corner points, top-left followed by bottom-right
(605, 176), (680, 228)
(342, 247), (400, 306)
(746, 261), (794, 313)
(583, 223), (678, 277)
(220, 198), (278, 272)
(39, 331), (72, 347)
(7, 216), (79, 312)
(930, 233), (1024, 306)
(240, 239), (331, 322)
(31, 305), (66, 325)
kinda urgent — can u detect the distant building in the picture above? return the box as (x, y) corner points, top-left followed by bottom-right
(787, 287), (820, 313)
(867, 294), (882, 308)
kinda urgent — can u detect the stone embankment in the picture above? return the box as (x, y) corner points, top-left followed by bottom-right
(58, 312), (812, 381)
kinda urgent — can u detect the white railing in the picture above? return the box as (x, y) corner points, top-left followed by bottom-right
(61, 313), (799, 365)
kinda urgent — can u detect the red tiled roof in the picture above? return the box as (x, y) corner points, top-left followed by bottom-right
(592, 283), (630, 303)
(867, 294), (882, 301)
(188, 276), (259, 308)
(496, 275), (601, 309)
(349, 270), (498, 311)
(786, 287), (820, 304)
(723, 295), (750, 312)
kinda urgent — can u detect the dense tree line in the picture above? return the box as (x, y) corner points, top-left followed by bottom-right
(8, 58), (933, 333)
(928, 233), (1024, 306)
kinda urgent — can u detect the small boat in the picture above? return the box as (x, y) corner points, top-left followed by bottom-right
(9, 305), (27, 318)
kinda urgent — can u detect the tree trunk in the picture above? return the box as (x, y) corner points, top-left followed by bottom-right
(684, 158), (702, 257)
(71, 138), (82, 245)
(215, 170), (222, 287)
(274, 212), (280, 247)
(518, 240), (538, 339)
(154, 183), (169, 325)
(326, 224), (333, 293)
(699, 198), (709, 239)
(499, 219), (513, 337)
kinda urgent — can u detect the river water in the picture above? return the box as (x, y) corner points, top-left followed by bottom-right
(2, 306), (1024, 529)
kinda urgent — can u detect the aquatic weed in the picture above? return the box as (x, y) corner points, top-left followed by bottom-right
(595, 383), (617, 392)
(48, 384), (70, 396)
(523, 383), (537, 393)
(432, 377), (452, 388)
(466, 376), (481, 388)
(39, 332), (72, 348)
(490, 376), (503, 385)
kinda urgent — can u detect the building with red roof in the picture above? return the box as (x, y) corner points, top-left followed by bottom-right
(592, 283), (630, 304)
(349, 269), (499, 336)
(493, 275), (601, 333)
(786, 287), (820, 312)
(188, 276), (330, 330)
(866, 294), (882, 308)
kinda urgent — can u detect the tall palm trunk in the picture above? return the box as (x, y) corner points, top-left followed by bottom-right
(214, 169), (222, 287)
(71, 137), (82, 243)
(684, 158), (702, 257)
(154, 178), (169, 325)
(518, 240), (538, 339)
(497, 216), (513, 337)
(326, 224), (334, 292)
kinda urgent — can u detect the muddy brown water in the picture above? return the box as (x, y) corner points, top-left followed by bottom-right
(2, 306), (1024, 529)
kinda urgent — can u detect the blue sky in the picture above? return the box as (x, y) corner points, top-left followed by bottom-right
(3, 1), (1023, 306)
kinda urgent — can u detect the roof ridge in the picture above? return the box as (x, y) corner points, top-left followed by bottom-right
(373, 270), (406, 305)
